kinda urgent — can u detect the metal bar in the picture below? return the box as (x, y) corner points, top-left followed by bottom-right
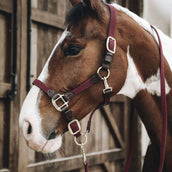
(27, 149), (124, 171)
(26, 0), (31, 92)
(6, 0), (18, 100)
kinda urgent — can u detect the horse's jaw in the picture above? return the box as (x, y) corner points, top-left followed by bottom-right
(19, 86), (62, 153)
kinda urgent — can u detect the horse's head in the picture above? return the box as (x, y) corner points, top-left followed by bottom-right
(19, 0), (128, 153)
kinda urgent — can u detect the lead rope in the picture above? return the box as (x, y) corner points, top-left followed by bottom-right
(125, 26), (167, 172)
(73, 102), (106, 172)
(74, 131), (88, 172)
(151, 25), (167, 172)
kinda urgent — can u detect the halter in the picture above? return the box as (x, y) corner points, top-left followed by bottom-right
(33, 3), (116, 171)
(32, 4), (167, 172)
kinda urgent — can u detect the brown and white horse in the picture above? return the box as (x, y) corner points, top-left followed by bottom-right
(19, 0), (172, 171)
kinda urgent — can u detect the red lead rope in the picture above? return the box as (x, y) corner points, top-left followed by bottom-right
(151, 25), (167, 172)
(125, 26), (167, 172)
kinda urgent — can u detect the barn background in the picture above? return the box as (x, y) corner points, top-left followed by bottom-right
(0, 0), (171, 172)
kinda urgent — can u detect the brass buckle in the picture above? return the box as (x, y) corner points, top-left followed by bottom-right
(68, 119), (81, 136)
(52, 94), (69, 112)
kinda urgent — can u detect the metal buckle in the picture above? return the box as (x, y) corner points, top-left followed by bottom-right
(52, 94), (69, 112)
(106, 36), (116, 54)
(68, 119), (81, 136)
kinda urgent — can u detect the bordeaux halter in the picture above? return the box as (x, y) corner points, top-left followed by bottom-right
(32, 4), (167, 172)
(33, 4), (116, 138)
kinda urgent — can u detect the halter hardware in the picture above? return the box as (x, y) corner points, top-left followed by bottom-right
(68, 119), (81, 135)
(97, 67), (112, 94)
(52, 94), (69, 112)
(106, 36), (116, 54)
(74, 132), (88, 166)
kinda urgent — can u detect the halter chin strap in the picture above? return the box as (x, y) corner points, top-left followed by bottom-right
(33, 4), (116, 138)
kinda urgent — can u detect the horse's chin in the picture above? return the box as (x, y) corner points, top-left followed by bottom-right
(41, 136), (62, 154)
(27, 135), (62, 154)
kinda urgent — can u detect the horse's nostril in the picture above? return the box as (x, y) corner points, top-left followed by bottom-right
(48, 131), (56, 140)
(23, 121), (33, 139)
(27, 123), (32, 135)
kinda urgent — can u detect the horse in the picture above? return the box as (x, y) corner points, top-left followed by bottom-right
(19, 0), (172, 171)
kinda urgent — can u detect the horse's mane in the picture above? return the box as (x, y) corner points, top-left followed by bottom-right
(66, 2), (96, 25)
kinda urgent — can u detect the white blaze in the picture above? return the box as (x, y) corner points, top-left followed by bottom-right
(19, 30), (69, 153)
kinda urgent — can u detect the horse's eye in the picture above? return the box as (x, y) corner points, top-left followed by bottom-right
(64, 44), (83, 56)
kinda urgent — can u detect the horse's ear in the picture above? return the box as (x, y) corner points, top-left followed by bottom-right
(70, 0), (81, 6)
(83, 0), (105, 9)
(82, 0), (91, 7)
(83, 0), (108, 22)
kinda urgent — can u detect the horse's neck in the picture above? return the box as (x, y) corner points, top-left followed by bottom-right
(133, 90), (162, 145)
(115, 8), (172, 147)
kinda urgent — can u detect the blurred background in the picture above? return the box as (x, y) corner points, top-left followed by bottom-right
(0, 0), (171, 172)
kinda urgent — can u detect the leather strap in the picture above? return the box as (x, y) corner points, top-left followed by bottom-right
(102, 4), (116, 70)
(107, 4), (116, 50)
(33, 74), (100, 101)
(151, 25), (167, 172)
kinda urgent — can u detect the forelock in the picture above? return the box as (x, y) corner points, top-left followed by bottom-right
(65, 2), (97, 25)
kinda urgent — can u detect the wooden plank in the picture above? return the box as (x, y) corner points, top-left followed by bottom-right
(57, 0), (67, 18)
(27, 149), (124, 172)
(101, 105), (125, 149)
(0, 13), (11, 84)
(0, 83), (11, 98)
(0, 101), (5, 168)
(18, 0), (35, 171)
(110, 95), (127, 102)
(0, 0), (13, 13)
(32, 8), (65, 29)
(30, 23), (38, 83)
(0, 169), (9, 172)
(103, 161), (113, 172)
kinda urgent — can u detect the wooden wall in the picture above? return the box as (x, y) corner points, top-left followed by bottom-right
(0, 0), (142, 171)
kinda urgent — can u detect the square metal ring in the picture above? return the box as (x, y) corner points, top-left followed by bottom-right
(106, 36), (116, 54)
(52, 94), (69, 112)
(68, 119), (81, 136)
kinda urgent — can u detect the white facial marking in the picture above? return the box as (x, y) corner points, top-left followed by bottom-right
(19, 30), (69, 153)
(38, 29), (70, 82)
(117, 46), (171, 98)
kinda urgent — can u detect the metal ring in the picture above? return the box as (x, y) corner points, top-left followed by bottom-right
(74, 133), (87, 146)
(97, 67), (110, 80)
